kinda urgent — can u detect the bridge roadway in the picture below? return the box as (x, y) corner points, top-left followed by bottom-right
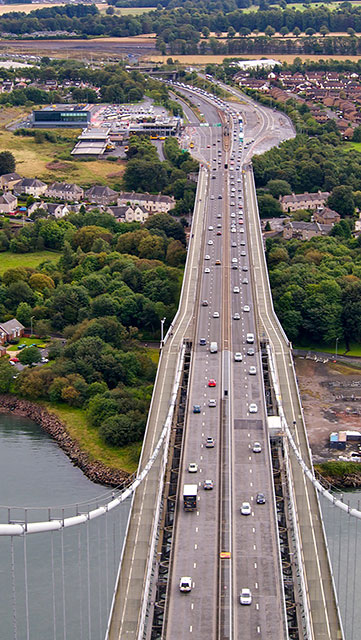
(107, 168), (209, 638)
(164, 88), (287, 639)
(244, 165), (342, 640)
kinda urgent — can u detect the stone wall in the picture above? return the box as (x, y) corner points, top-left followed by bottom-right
(0, 395), (130, 488)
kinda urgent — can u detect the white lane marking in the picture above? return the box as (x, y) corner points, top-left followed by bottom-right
(194, 562), (197, 569)
(194, 544), (198, 550)
(255, 582), (258, 589)
(252, 528), (256, 533)
(254, 562), (257, 569)
(250, 482), (253, 488)
(254, 544), (256, 550)
(197, 511), (200, 516)
(190, 625), (193, 632)
(195, 527), (198, 533)
(191, 603), (194, 610)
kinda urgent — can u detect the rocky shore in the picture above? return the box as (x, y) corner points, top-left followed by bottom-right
(0, 395), (130, 488)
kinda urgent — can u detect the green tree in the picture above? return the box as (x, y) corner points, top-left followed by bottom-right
(327, 186), (355, 218)
(18, 346), (42, 367)
(266, 179), (292, 198)
(0, 151), (15, 176)
(258, 194), (282, 218)
(0, 359), (13, 393)
(16, 302), (33, 326)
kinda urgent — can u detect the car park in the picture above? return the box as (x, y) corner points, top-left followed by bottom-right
(208, 379), (216, 387)
(234, 352), (242, 361)
(253, 442), (262, 453)
(188, 462), (198, 473)
(193, 405), (201, 413)
(179, 577), (192, 593)
(205, 437), (215, 448)
(208, 399), (217, 407)
(249, 403), (258, 413)
(256, 492), (266, 504)
(239, 588), (252, 605)
(241, 502), (251, 516)
(203, 480), (214, 490)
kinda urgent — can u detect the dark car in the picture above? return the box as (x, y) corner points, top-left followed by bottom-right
(193, 405), (201, 413)
(247, 348), (255, 356)
(199, 337), (206, 346)
(256, 492), (266, 504)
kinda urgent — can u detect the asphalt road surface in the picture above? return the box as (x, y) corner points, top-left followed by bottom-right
(164, 85), (290, 640)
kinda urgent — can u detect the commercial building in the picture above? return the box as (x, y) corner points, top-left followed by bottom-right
(32, 105), (92, 128)
(71, 127), (111, 157)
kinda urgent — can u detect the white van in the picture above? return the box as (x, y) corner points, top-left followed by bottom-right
(210, 342), (218, 353)
(246, 333), (254, 344)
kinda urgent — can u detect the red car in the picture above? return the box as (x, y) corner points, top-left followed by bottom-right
(9, 357), (19, 363)
(208, 379), (216, 387)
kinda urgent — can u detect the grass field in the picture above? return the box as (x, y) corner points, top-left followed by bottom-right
(0, 122), (125, 187)
(7, 337), (48, 351)
(0, 3), (151, 15)
(347, 141), (361, 152)
(43, 402), (140, 474)
(243, 0), (361, 10)
(0, 250), (60, 274)
(296, 342), (361, 357)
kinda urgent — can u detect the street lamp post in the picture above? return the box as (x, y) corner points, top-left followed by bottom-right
(30, 315), (35, 337)
(335, 337), (339, 361)
(160, 317), (166, 349)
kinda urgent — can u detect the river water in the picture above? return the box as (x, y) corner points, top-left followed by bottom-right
(0, 413), (131, 640)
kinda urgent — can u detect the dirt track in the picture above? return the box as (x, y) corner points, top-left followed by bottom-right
(295, 357), (361, 462)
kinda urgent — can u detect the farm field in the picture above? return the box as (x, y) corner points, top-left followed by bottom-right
(243, 0), (361, 9)
(0, 250), (60, 274)
(0, 3), (151, 15)
(0, 121), (125, 188)
(145, 53), (361, 64)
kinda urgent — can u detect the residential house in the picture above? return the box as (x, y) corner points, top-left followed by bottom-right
(282, 221), (333, 240)
(0, 318), (25, 345)
(107, 204), (150, 223)
(313, 207), (341, 225)
(84, 185), (118, 206)
(280, 191), (330, 213)
(0, 193), (17, 213)
(45, 182), (84, 202)
(46, 203), (70, 219)
(0, 172), (21, 190)
(13, 178), (47, 197)
(117, 191), (175, 213)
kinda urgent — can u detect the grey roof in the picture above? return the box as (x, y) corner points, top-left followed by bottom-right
(85, 185), (118, 198)
(118, 191), (174, 204)
(47, 182), (83, 194)
(0, 193), (17, 204)
(281, 191), (329, 204)
(1, 172), (21, 183)
(16, 178), (46, 188)
(0, 318), (25, 333)
(108, 205), (127, 218)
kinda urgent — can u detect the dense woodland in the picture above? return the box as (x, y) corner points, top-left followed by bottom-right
(0, 210), (187, 447)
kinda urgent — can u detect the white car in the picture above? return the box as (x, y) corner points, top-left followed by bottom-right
(249, 403), (258, 414)
(205, 254), (210, 260)
(240, 588), (252, 605)
(243, 305), (250, 312)
(188, 462), (198, 473)
(208, 240), (213, 245)
(253, 442), (262, 453)
(208, 399), (217, 407)
(240, 228), (245, 233)
(249, 366), (257, 375)
(234, 352), (242, 361)
(231, 228), (236, 233)
(204, 267), (210, 273)
(213, 311), (220, 318)
(179, 577), (192, 592)
(231, 212), (236, 218)
(208, 226), (214, 230)
(231, 257), (238, 263)
(233, 286), (240, 294)
(241, 502), (251, 516)
(233, 312), (240, 320)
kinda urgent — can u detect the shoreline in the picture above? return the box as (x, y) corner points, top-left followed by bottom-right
(0, 394), (130, 488)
